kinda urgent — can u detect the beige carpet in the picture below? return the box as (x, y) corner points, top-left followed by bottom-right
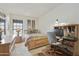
(11, 42), (32, 56)
(10, 41), (49, 56)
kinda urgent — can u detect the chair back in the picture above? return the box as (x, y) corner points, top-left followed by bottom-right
(47, 31), (57, 44)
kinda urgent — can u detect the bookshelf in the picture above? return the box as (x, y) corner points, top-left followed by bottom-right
(54, 24), (79, 39)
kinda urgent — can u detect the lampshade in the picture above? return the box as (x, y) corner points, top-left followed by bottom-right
(16, 28), (20, 32)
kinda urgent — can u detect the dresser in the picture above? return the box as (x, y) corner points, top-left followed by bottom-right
(0, 36), (16, 56)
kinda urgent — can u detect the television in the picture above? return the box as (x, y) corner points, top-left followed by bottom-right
(54, 28), (64, 37)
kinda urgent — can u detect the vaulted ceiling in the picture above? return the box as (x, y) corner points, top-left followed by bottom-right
(0, 3), (62, 18)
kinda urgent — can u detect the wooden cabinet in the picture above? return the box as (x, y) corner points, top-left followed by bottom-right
(0, 43), (10, 56)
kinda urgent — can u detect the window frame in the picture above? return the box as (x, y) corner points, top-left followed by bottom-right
(0, 18), (6, 35)
(13, 19), (23, 36)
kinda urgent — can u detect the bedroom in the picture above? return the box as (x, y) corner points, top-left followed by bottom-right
(0, 3), (79, 56)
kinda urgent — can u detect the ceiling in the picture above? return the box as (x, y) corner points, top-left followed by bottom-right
(0, 3), (62, 18)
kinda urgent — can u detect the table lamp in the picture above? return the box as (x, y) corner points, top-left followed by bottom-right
(16, 28), (20, 36)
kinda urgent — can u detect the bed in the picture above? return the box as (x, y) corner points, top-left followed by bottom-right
(25, 35), (48, 50)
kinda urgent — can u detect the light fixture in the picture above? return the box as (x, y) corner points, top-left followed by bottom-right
(56, 19), (58, 24)
(54, 19), (59, 26)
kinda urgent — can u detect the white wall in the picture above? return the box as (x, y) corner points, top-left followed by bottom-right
(0, 11), (39, 36)
(7, 13), (39, 36)
(38, 4), (79, 34)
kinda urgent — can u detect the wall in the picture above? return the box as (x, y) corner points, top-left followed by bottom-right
(7, 13), (39, 36)
(0, 11), (39, 36)
(38, 4), (79, 34)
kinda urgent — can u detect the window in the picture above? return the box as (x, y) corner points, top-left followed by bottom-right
(0, 18), (6, 35)
(32, 20), (35, 29)
(13, 20), (23, 36)
(27, 20), (35, 29)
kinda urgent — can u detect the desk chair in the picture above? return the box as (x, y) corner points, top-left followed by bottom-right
(47, 31), (62, 55)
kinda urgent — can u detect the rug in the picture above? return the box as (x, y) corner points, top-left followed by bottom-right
(31, 52), (46, 56)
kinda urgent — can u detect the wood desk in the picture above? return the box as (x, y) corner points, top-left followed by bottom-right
(0, 36), (16, 56)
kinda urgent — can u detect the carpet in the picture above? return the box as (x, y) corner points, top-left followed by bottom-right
(31, 52), (45, 56)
